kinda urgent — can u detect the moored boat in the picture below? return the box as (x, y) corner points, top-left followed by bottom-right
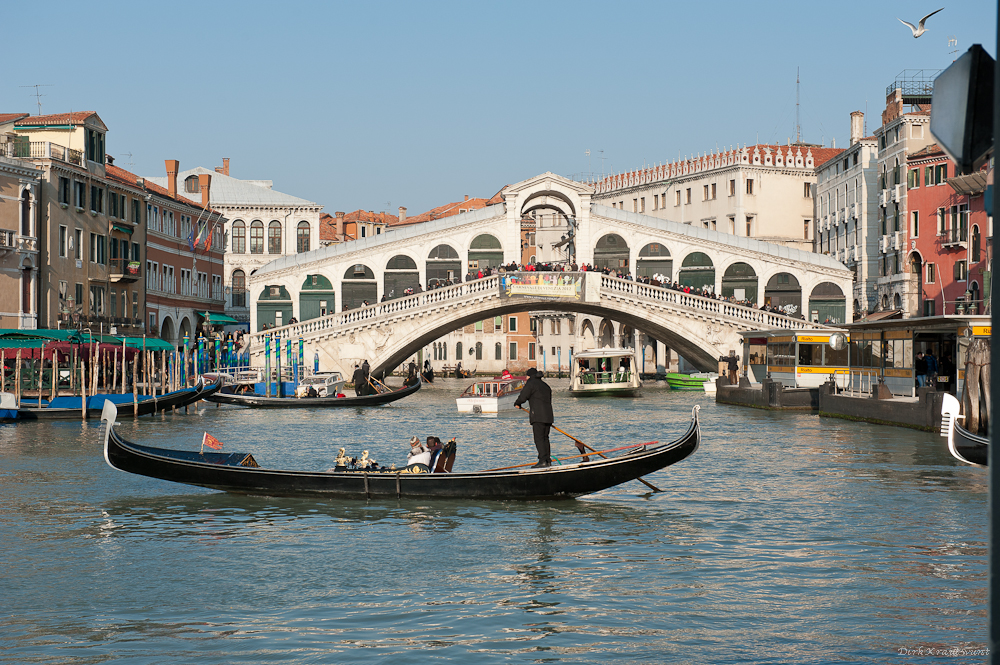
(569, 348), (641, 397)
(100, 401), (700, 500)
(940, 393), (988, 466)
(665, 372), (716, 391)
(456, 376), (526, 414)
(18, 376), (222, 420)
(205, 377), (420, 408)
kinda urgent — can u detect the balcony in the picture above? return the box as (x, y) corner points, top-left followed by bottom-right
(941, 227), (968, 248)
(17, 235), (37, 253)
(1, 140), (85, 166)
(109, 257), (142, 283)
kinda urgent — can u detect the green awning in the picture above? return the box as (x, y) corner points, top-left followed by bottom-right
(200, 312), (239, 324)
(112, 223), (133, 235)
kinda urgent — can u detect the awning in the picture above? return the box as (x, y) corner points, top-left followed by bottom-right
(111, 223), (134, 235)
(200, 311), (239, 324)
(947, 170), (989, 196)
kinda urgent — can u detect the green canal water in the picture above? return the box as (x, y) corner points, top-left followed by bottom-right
(0, 378), (987, 663)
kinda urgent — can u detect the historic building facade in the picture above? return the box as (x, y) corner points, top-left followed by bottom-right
(0, 146), (42, 328)
(146, 161), (322, 329)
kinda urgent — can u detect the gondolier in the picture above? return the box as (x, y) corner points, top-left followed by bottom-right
(514, 368), (554, 468)
(352, 364), (364, 397)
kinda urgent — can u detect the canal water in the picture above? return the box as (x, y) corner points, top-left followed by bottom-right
(0, 378), (987, 663)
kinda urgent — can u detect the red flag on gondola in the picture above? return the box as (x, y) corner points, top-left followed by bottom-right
(201, 432), (224, 451)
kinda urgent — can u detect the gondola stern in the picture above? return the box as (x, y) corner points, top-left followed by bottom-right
(100, 400), (119, 471)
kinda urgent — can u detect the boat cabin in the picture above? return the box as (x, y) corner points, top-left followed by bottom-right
(742, 329), (850, 389)
(570, 347), (641, 396)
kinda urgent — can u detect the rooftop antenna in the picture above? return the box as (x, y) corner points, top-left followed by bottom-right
(21, 84), (53, 115)
(795, 67), (801, 144)
(585, 149), (592, 181)
(947, 35), (958, 59)
(598, 150), (606, 178)
(122, 152), (134, 167)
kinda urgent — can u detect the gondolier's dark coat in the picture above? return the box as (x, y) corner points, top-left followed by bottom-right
(514, 375), (553, 424)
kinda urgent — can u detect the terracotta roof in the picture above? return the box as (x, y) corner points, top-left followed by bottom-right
(105, 164), (219, 214)
(319, 212), (355, 243)
(392, 197), (494, 227)
(0, 113), (29, 124)
(907, 143), (944, 159)
(14, 111), (97, 126)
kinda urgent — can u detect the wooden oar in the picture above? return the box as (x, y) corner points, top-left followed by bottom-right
(482, 442), (656, 472)
(517, 405), (663, 492)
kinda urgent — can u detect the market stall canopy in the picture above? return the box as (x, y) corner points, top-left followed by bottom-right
(200, 312), (239, 324)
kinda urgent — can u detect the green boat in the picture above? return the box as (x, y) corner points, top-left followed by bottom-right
(665, 372), (717, 391)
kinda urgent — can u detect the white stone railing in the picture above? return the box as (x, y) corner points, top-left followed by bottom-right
(599, 274), (827, 330)
(251, 275), (501, 348)
(249, 272), (826, 354)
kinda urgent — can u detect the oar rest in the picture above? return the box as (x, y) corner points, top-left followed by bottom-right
(435, 439), (457, 473)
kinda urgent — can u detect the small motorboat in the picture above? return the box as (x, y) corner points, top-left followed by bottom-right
(456, 375), (526, 414)
(294, 372), (346, 398)
(665, 372), (717, 391)
(100, 401), (701, 500)
(940, 392), (988, 466)
(570, 348), (641, 397)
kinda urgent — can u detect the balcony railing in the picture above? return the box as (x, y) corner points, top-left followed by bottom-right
(109, 258), (142, 283)
(942, 227), (968, 247)
(17, 235), (37, 253)
(1, 141), (85, 166)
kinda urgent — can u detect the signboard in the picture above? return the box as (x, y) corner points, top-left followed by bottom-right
(502, 272), (582, 300)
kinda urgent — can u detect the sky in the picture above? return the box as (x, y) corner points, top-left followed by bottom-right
(4, 1), (997, 215)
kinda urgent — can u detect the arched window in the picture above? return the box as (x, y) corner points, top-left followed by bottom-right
(476, 342), (483, 360)
(297, 221), (310, 253)
(250, 221), (264, 254)
(268, 221), (282, 254)
(231, 269), (246, 308)
(184, 175), (200, 193)
(495, 342), (502, 360)
(456, 342), (463, 360)
(232, 220), (246, 254)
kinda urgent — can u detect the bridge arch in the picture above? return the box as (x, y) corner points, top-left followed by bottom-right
(469, 234), (503, 271)
(721, 262), (758, 303)
(764, 272), (802, 315)
(808, 282), (846, 324)
(257, 284), (293, 330)
(679, 252), (715, 291)
(342, 263), (376, 310)
(300, 273), (336, 320)
(384, 253), (420, 299)
(426, 244), (461, 287)
(636, 242), (672, 281)
(594, 234), (629, 272)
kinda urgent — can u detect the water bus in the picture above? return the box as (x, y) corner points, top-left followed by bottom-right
(456, 375), (526, 414)
(569, 348), (641, 397)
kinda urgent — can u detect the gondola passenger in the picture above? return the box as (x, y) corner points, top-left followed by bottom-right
(407, 436), (432, 467)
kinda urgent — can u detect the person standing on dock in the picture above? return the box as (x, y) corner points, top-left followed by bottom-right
(915, 352), (928, 387)
(727, 352), (739, 385)
(514, 368), (554, 468)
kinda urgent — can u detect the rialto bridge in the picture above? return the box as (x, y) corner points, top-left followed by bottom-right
(246, 173), (852, 374)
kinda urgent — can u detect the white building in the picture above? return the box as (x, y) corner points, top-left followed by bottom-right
(813, 111), (879, 319)
(591, 143), (845, 254)
(147, 160), (323, 328)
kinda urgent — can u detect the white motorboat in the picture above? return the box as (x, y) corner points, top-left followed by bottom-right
(570, 347), (642, 397)
(456, 375), (526, 414)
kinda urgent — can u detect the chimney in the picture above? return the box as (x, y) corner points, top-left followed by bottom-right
(464, 195), (469, 202)
(165, 159), (179, 199)
(398, 206), (406, 224)
(335, 211), (345, 239)
(222, 158), (229, 176)
(850, 111), (864, 145)
(198, 173), (212, 207)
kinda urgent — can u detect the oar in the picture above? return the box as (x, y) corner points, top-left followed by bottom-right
(482, 442), (656, 472)
(517, 405), (663, 493)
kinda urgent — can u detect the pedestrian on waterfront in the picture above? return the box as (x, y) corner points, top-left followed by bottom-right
(925, 351), (939, 389)
(915, 352), (928, 387)
(727, 352), (739, 384)
(352, 364), (364, 397)
(513, 368), (554, 468)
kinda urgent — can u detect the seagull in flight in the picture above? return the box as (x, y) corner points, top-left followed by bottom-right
(898, 8), (944, 38)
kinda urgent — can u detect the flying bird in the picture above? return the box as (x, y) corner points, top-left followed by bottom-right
(898, 8), (944, 38)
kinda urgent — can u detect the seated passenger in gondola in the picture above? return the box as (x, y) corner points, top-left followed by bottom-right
(407, 436), (432, 467)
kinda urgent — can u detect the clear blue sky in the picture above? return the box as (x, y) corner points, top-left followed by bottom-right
(5, 1), (996, 215)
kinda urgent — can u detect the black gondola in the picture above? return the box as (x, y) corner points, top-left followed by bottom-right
(940, 393), (988, 467)
(18, 377), (222, 420)
(204, 378), (420, 409)
(100, 402), (700, 500)
(421, 370), (434, 384)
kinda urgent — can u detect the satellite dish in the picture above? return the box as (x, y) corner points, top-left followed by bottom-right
(829, 332), (847, 351)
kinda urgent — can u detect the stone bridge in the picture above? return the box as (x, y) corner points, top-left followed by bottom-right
(248, 272), (827, 376)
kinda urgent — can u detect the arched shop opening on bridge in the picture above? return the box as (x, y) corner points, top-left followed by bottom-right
(636, 243), (672, 280)
(721, 262), (758, 303)
(257, 285), (293, 330)
(764, 273), (802, 315)
(427, 244), (461, 287)
(384, 255), (420, 298)
(593, 234), (629, 272)
(808, 282), (846, 325)
(343, 264), (376, 310)
(679, 252), (714, 290)
(300, 274), (335, 320)
(468, 234), (503, 273)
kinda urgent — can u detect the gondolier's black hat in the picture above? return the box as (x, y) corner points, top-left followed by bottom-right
(526, 368), (538, 378)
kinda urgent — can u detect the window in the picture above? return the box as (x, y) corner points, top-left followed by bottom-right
(132, 242), (140, 262)
(132, 198), (141, 225)
(935, 163), (948, 184)
(89, 285), (105, 315)
(640, 197), (645, 212)
(745, 216), (753, 237)
(495, 343), (502, 360)
(232, 221), (246, 253)
(729, 179), (736, 196)
(907, 168), (919, 189)
(653, 194), (659, 210)
(110, 289), (117, 318)
(912, 124), (924, 138)
(746, 179), (754, 195)
(250, 221), (264, 254)
(509, 316), (517, 332)
(297, 221), (310, 253)
(923, 299), (936, 316)
(85, 129), (105, 164)
(527, 342), (534, 360)
(456, 342), (462, 359)
(494, 316), (502, 332)
(268, 221), (282, 253)
(75, 283), (83, 310)
(632, 198), (637, 212)
(911, 211), (919, 238)
(475, 320), (483, 332)
(89, 185), (104, 213)
(58, 225), (67, 257)
(954, 260), (967, 281)
(74, 229), (82, 260)
(132, 291), (138, 320)
(703, 184), (710, 200)
(529, 318), (537, 333)
(711, 183), (717, 199)
(937, 208), (946, 234)
(475, 342), (483, 360)
(803, 221), (810, 240)
(184, 175), (200, 193)
(232, 270), (246, 307)
(674, 190), (681, 206)
(58, 177), (70, 205)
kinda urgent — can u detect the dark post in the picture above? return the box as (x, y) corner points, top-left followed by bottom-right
(992, 5), (999, 659)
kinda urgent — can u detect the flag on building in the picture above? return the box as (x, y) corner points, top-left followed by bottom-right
(201, 432), (224, 451)
(187, 222), (196, 251)
(204, 222), (214, 252)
